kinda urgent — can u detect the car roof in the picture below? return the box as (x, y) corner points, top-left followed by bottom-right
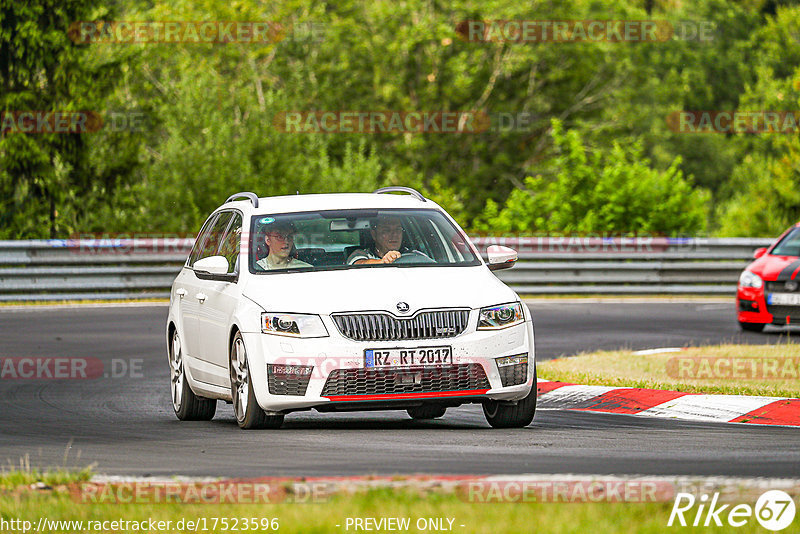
(223, 192), (443, 215)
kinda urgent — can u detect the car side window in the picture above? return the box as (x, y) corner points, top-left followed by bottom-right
(218, 212), (242, 273)
(194, 211), (234, 267)
(188, 214), (219, 266)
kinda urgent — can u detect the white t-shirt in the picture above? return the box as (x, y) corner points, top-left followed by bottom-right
(256, 256), (312, 270)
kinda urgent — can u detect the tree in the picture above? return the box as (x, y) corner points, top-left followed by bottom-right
(715, 5), (800, 235)
(473, 120), (708, 235)
(0, 0), (134, 238)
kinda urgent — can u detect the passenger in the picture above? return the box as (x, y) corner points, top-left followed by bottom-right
(256, 222), (312, 270)
(347, 215), (429, 265)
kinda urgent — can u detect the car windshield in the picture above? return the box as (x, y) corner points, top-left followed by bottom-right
(771, 227), (800, 257)
(248, 208), (480, 273)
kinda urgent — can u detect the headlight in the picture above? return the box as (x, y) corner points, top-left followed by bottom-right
(478, 302), (525, 330)
(739, 271), (763, 289)
(261, 313), (329, 338)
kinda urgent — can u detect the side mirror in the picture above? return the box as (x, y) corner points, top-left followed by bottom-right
(194, 255), (236, 281)
(487, 245), (518, 271)
(753, 247), (767, 259)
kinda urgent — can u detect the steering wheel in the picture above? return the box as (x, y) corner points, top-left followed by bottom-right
(392, 251), (436, 265)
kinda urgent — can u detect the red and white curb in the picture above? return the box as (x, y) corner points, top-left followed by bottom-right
(537, 380), (800, 427)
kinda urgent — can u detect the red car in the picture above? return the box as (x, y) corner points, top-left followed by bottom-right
(737, 222), (800, 332)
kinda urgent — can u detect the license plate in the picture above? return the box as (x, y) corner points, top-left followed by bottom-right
(365, 346), (452, 368)
(768, 293), (800, 306)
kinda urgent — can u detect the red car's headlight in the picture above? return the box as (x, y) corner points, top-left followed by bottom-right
(739, 270), (763, 289)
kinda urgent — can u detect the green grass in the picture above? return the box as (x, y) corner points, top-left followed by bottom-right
(539, 344), (800, 398)
(0, 455), (93, 490)
(0, 478), (773, 533)
(0, 467), (92, 490)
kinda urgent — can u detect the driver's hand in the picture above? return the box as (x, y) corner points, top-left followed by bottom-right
(381, 251), (402, 263)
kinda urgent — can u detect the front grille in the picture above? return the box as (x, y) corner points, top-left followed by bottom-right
(498, 362), (528, 387)
(765, 305), (800, 324)
(267, 365), (312, 396)
(332, 309), (470, 341)
(321, 364), (489, 397)
(766, 282), (800, 293)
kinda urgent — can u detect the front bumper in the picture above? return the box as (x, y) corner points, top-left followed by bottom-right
(241, 318), (535, 412)
(736, 284), (800, 325)
(737, 286), (771, 324)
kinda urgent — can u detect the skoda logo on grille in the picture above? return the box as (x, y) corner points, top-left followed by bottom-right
(786, 281), (799, 292)
(396, 302), (410, 314)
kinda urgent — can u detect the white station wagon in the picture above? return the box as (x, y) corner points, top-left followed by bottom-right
(166, 187), (536, 429)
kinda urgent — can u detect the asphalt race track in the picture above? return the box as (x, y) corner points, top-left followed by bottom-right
(1, 301), (799, 478)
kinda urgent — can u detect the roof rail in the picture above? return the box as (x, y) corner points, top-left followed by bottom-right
(225, 192), (259, 208)
(373, 186), (426, 202)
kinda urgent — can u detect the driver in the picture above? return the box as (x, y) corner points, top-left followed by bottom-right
(347, 215), (428, 265)
(257, 221), (312, 270)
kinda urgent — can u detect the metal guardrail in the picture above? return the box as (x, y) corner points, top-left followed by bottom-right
(0, 239), (190, 301)
(474, 237), (772, 295)
(0, 237), (773, 301)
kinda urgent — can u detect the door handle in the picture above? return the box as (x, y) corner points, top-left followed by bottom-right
(196, 292), (207, 303)
(175, 288), (187, 298)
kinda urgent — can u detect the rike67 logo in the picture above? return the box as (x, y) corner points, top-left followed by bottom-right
(668, 490), (796, 531)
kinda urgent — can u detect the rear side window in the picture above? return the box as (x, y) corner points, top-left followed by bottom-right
(192, 211), (234, 267)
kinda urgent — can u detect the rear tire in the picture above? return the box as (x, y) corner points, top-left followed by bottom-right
(407, 405), (446, 420)
(230, 332), (284, 430)
(169, 329), (216, 421)
(739, 321), (766, 333)
(483, 372), (537, 429)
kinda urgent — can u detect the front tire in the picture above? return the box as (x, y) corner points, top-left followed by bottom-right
(739, 321), (766, 333)
(230, 332), (284, 430)
(407, 405), (446, 420)
(483, 372), (537, 429)
(169, 329), (216, 421)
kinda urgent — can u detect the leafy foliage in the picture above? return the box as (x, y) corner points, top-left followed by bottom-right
(473, 120), (708, 235)
(2, 0), (800, 237)
(0, 0), (137, 238)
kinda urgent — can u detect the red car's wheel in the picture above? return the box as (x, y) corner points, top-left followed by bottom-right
(739, 321), (765, 333)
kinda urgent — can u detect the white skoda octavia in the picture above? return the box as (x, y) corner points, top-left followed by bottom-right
(166, 187), (536, 429)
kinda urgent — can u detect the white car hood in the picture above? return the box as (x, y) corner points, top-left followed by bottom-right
(242, 265), (518, 315)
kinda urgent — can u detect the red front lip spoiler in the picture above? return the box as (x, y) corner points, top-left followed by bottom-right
(323, 389), (489, 402)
